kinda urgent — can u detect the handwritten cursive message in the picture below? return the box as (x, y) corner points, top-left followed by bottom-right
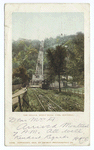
(8, 116), (89, 145)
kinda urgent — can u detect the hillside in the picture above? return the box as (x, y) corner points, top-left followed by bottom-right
(12, 32), (84, 85)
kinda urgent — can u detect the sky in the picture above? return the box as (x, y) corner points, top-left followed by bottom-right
(12, 12), (84, 41)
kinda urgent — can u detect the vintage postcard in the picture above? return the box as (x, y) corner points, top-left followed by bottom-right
(5, 3), (90, 146)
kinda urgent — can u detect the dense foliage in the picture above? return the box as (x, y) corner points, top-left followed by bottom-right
(12, 39), (39, 84)
(12, 32), (84, 86)
(44, 32), (84, 86)
(65, 32), (84, 84)
(13, 66), (29, 86)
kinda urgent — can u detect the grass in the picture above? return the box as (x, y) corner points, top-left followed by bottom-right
(21, 88), (44, 112)
(38, 88), (84, 111)
(16, 87), (84, 112)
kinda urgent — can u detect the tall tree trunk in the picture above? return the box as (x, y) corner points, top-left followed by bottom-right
(58, 74), (61, 92)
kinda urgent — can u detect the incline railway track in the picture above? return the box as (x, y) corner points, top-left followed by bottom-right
(32, 88), (65, 111)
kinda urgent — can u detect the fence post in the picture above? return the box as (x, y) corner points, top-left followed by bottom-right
(18, 95), (22, 111)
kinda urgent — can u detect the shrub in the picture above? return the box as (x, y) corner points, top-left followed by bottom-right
(12, 77), (22, 85)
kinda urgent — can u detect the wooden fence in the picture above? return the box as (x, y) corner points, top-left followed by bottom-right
(12, 88), (27, 111)
(61, 88), (84, 95)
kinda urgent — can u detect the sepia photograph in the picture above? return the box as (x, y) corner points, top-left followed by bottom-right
(12, 12), (84, 112)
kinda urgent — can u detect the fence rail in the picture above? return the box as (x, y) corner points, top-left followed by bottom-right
(49, 87), (84, 95)
(61, 88), (84, 95)
(12, 88), (27, 111)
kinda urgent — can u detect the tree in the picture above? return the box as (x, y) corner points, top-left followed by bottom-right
(13, 66), (29, 86)
(46, 45), (67, 92)
(66, 32), (84, 85)
(12, 39), (39, 74)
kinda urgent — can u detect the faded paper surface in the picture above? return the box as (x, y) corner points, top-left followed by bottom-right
(5, 3), (90, 146)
